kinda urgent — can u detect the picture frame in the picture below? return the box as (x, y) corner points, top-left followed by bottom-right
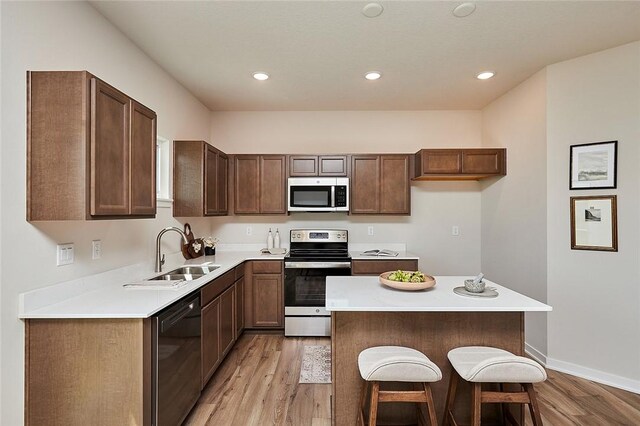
(569, 141), (617, 189)
(570, 195), (617, 252)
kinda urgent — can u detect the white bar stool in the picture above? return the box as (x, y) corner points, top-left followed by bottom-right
(444, 346), (547, 426)
(358, 346), (442, 426)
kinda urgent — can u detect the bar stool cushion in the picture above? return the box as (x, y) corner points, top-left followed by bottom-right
(358, 346), (442, 382)
(448, 346), (547, 383)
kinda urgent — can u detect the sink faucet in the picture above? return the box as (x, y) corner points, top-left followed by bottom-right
(155, 227), (189, 273)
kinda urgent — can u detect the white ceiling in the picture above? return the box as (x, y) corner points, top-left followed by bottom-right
(90, 1), (640, 111)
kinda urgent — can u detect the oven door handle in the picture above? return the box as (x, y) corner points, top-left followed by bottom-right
(285, 261), (351, 269)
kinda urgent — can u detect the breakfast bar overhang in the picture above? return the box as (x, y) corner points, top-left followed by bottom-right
(326, 276), (552, 425)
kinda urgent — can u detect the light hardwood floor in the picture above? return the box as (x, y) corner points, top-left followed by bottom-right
(185, 334), (640, 426)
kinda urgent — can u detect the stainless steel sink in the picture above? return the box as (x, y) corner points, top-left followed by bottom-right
(149, 274), (205, 281)
(168, 266), (219, 275)
(147, 265), (219, 281)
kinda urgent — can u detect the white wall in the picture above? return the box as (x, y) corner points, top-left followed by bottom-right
(210, 111), (484, 274)
(480, 70), (549, 359)
(0, 2), (212, 424)
(546, 41), (640, 391)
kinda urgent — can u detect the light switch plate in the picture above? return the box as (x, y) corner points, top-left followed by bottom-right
(57, 243), (74, 266)
(452, 226), (460, 236)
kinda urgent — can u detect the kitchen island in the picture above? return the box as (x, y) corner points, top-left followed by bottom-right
(326, 275), (551, 425)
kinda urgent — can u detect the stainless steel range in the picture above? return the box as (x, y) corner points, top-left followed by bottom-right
(284, 229), (351, 336)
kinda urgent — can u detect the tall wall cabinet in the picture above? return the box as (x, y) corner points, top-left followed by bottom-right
(27, 71), (157, 220)
(173, 140), (228, 217)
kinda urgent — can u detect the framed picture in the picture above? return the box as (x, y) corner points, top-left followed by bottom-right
(570, 195), (617, 251)
(570, 141), (617, 189)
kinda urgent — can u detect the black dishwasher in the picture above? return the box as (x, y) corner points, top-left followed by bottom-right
(152, 295), (201, 426)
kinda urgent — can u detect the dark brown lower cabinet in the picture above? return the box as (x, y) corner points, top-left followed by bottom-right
(201, 271), (239, 388)
(351, 259), (419, 275)
(252, 274), (283, 328)
(235, 276), (244, 336)
(219, 285), (235, 358)
(201, 296), (221, 387)
(244, 261), (284, 329)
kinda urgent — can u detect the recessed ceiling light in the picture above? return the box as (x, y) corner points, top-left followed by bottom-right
(476, 71), (495, 80)
(362, 3), (384, 18)
(453, 2), (476, 18)
(365, 71), (382, 80)
(252, 72), (269, 81)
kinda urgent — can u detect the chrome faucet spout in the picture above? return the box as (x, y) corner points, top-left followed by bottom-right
(155, 227), (189, 273)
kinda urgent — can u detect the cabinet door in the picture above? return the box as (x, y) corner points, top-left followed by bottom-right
(462, 149), (505, 175)
(219, 286), (235, 357)
(289, 155), (318, 176)
(351, 155), (380, 214)
(201, 297), (221, 386)
(319, 155), (348, 176)
(129, 100), (156, 216)
(90, 78), (130, 216)
(380, 155), (410, 215)
(217, 153), (228, 214)
(420, 150), (462, 174)
(204, 145), (218, 215)
(260, 155), (286, 214)
(235, 278), (244, 335)
(252, 274), (283, 328)
(234, 155), (260, 214)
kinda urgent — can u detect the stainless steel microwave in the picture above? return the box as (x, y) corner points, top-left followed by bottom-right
(287, 177), (349, 212)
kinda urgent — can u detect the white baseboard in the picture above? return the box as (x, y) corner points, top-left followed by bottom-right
(546, 357), (640, 394)
(525, 343), (547, 365)
(524, 343), (639, 394)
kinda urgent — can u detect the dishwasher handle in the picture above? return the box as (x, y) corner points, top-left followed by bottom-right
(161, 297), (199, 333)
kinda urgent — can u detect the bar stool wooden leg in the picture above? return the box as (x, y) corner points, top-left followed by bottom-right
(359, 381), (369, 426)
(423, 383), (438, 426)
(525, 383), (544, 426)
(471, 382), (482, 426)
(368, 381), (380, 426)
(444, 369), (459, 426)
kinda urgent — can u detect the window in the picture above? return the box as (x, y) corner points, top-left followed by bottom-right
(156, 136), (171, 203)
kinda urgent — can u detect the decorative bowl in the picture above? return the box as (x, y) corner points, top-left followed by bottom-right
(464, 279), (486, 293)
(379, 271), (436, 291)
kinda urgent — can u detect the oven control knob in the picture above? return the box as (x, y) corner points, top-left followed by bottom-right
(316, 308), (320, 313)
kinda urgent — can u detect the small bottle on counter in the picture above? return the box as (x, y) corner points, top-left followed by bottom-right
(267, 228), (274, 249)
(274, 228), (281, 248)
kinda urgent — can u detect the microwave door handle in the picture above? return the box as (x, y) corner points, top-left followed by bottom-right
(331, 186), (335, 207)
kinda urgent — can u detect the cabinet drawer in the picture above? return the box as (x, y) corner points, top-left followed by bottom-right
(234, 263), (245, 280)
(351, 260), (419, 276)
(252, 261), (282, 274)
(201, 269), (234, 306)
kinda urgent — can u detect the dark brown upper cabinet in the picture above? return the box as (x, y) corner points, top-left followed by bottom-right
(413, 148), (506, 180)
(289, 155), (348, 177)
(234, 155), (286, 215)
(351, 154), (411, 215)
(27, 71), (156, 221)
(173, 140), (228, 217)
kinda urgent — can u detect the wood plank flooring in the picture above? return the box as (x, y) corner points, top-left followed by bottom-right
(185, 333), (332, 426)
(185, 334), (640, 426)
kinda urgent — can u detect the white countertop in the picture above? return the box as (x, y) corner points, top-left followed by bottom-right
(19, 251), (285, 319)
(326, 276), (552, 312)
(349, 251), (419, 260)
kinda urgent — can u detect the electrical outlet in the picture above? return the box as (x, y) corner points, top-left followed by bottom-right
(452, 226), (460, 236)
(56, 243), (74, 266)
(246, 226), (252, 236)
(367, 226), (374, 236)
(92, 240), (102, 260)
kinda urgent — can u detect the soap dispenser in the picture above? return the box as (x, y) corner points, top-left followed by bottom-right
(267, 228), (274, 249)
(274, 228), (281, 248)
